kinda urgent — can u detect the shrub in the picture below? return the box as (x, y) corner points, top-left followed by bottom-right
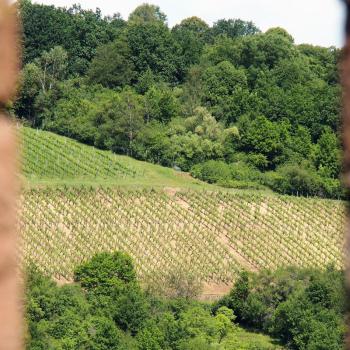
(264, 163), (323, 196)
(191, 160), (231, 184)
(74, 251), (137, 293)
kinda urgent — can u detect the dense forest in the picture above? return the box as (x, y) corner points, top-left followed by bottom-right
(15, 1), (342, 198)
(26, 252), (346, 349)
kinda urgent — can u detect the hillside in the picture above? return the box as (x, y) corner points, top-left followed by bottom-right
(20, 186), (345, 299)
(19, 127), (345, 299)
(20, 126), (214, 190)
(16, 3), (346, 348)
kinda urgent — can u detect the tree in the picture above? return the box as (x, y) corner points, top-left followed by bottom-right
(15, 63), (42, 124)
(145, 85), (180, 122)
(202, 61), (248, 123)
(15, 46), (68, 125)
(185, 107), (224, 141)
(265, 27), (294, 43)
(74, 251), (137, 292)
(172, 17), (210, 80)
(19, 0), (123, 74)
(237, 115), (289, 169)
(234, 30), (296, 69)
(88, 37), (135, 88)
(313, 128), (341, 178)
(74, 252), (149, 335)
(181, 65), (206, 115)
(266, 163), (324, 196)
(212, 19), (260, 38)
(203, 61), (247, 105)
(270, 56), (314, 90)
(81, 316), (123, 350)
(34, 46), (68, 93)
(128, 4), (167, 25)
(298, 44), (340, 84)
(132, 121), (169, 164)
(126, 21), (180, 83)
(96, 88), (145, 155)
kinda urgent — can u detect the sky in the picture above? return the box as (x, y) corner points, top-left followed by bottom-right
(32, 0), (346, 48)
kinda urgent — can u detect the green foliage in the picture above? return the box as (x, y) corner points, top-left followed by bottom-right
(126, 21), (180, 83)
(19, 0), (124, 74)
(26, 253), (282, 350)
(74, 252), (149, 334)
(191, 160), (231, 184)
(172, 17), (210, 80)
(26, 265), (127, 350)
(314, 128), (341, 178)
(74, 251), (136, 291)
(16, 46), (68, 125)
(202, 61), (248, 123)
(17, 2), (343, 199)
(237, 115), (289, 169)
(87, 38), (135, 88)
(133, 108), (225, 170)
(211, 19), (260, 38)
(264, 162), (345, 198)
(217, 267), (346, 350)
(265, 163), (324, 196)
(46, 85), (145, 154)
(128, 4), (167, 25)
(190, 157), (267, 190)
(145, 85), (181, 122)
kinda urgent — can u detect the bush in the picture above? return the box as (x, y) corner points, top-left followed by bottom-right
(191, 160), (231, 184)
(265, 163), (323, 197)
(74, 251), (137, 292)
(264, 163), (346, 199)
(229, 162), (263, 182)
(191, 160), (266, 190)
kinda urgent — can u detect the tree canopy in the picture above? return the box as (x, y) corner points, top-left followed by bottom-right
(16, 1), (343, 199)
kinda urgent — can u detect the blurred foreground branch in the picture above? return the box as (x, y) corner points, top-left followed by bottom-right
(0, 0), (22, 349)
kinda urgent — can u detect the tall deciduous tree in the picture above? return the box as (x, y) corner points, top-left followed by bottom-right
(19, 0), (124, 74)
(128, 3), (167, 25)
(212, 19), (260, 38)
(88, 37), (135, 88)
(172, 17), (210, 80)
(126, 21), (180, 83)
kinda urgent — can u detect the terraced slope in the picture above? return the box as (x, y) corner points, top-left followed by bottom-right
(20, 187), (345, 295)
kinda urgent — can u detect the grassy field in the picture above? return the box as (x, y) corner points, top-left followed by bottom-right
(19, 126), (345, 300)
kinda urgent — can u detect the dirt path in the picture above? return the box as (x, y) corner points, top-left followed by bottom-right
(200, 282), (232, 301)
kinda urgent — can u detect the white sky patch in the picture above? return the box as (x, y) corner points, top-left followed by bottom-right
(31, 0), (346, 47)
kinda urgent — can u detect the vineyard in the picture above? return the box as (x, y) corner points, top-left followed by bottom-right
(17, 126), (347, 298)
(20, 126), (140, 181)
(20, 186), (346, 297)
(19, 126), (209, 190)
